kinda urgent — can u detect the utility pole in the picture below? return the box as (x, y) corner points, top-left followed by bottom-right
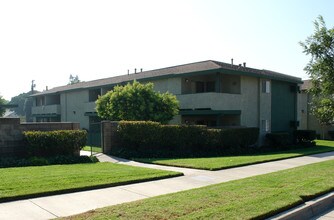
(31, 80), (36, 94)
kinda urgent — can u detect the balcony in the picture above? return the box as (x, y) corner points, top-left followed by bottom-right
(32, 105), (61, 115)
(84, 102), (97, 113)
(177, 92), (241, 110)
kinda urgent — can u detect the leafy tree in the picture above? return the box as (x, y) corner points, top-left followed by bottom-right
(0, 95), (7, 116)
(9, 92), (31, 116)
(300, 15), (334, 96)
(311, 98), (334, 125)
(96, 81), (179, 123)
(68, 74), (80, 85)
(300, 15), (334, 126)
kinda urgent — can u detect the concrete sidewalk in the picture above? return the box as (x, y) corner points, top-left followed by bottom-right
(0, 152), (333, 220)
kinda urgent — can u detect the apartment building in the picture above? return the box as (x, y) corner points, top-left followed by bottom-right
(298, 80), (334, 139)
(31, 60), (302, 141)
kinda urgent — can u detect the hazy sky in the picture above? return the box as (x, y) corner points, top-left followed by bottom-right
(1, 0), (333, 100)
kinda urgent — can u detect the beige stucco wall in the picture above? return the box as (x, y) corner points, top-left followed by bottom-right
(259, 79), (272, 139)
(152, 77), (182, 94)
(297, 91), (334, 139)
(240, 76), (259, 127)
(297, 91), (308, 130)
(61, 90), (89, 129)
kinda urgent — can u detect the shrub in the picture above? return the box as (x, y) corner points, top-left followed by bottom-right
(265, 132), (292, 149)
(328, 131), (334, 140)
(0, 155), (98, 168)
(113, 121), (259, 158)
(24, 130), (87, 157)
(294, 130), (316, 146)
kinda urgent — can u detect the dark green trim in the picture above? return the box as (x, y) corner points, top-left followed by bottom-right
(85, 112), (98, 116)
(180, 110), (241, 116)
(271, 80), (298, 133)
(33, 114), (60, 118)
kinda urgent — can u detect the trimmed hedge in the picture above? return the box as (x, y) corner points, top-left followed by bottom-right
(24, 130), (87, 157)
(294, 130), (316, 146)
(113, 121), (259, 158)
(0, 155), (98, 168)
(265, 132), (292, 149)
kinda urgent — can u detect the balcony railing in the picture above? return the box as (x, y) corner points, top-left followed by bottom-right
(84, 102), (97, 113)
(32, 105), (61, 115)
(177, 92), (241, 110)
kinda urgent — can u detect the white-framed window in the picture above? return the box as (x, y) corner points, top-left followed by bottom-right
(261, 119), (270, 132)
(262, 80), (271, 93)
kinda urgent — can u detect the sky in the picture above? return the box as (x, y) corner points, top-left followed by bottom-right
(0, 0), (333, 100)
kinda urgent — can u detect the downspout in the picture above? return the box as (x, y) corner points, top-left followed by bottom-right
(257, 78), (261, 128)
(257, 78), (261, 145)
(65, 93), (67, 121)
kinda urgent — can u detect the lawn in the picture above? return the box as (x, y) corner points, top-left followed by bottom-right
(136, 140), (334, 170)
(63, 159), (334, 220)
(82, 146), (102, 153)
(0, 162), (182, 202)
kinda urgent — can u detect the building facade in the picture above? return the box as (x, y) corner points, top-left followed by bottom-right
(31, 60), (302, 142)
(298, 80), (334, 139)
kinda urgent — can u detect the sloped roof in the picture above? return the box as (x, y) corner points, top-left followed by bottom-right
(32, 60), (302, 96)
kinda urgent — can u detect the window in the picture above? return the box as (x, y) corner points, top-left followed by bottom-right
(262, 80), (270, 93)
(206, 81), (216, 92)
(195, 81), (205, 93)
(261, 119), (270, 132)
(89, 89), (101, 102)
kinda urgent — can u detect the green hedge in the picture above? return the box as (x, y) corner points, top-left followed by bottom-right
(265, 132), (292, 149)
(0, 155), (98, 168)
(294, 130), (316, 146)
(24, 130), (87, 157)
(113, 121), (259, 158)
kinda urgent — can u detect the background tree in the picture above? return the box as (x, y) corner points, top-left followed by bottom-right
(96, 81), (179, 123)
(0, 95), (7, 116)
(300, 15), (334, 127)
(68, 74), (80, 85)
(9, 90), (38, 121)
(9, 92), (32, 116)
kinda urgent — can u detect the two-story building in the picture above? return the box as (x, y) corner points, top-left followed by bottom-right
(31, 60), (302, 143)
(298, 80), (334, 139)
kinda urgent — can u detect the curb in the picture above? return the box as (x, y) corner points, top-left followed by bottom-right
(269, 192), (334, 220)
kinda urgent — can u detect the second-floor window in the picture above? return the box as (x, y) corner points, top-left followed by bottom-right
(262, 80), (271, 93)
(261, 119), (270, 132)
(89, 89), (101, 102)
(195, 81), (215, 93)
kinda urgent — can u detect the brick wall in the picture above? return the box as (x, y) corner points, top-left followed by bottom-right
(0, 118), (80, 157)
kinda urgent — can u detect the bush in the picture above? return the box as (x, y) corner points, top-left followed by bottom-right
(265, 132), (292, 149)
(294, 130), (316, 146)
(113, 121), (259, 158)
(0, 155), (98, 168)
(328, 131), (334, 140)
(24, 130), (87, 157)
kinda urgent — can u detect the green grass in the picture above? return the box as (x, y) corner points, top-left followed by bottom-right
(0, 162), (182, 202)
(136, 140), (334, 170)
(62, 160), (334, 220)
(82, 146), (102, 153)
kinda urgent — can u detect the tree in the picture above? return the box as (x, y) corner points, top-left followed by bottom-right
(300, 15), (334, 96)
(9, 92), (31, 116)
(311, 98), (334, 125)
(68, 74), (80, 85)
(8, 90), (38, 121)
(0, 95), (7, 116)
(310, 97), (334, 139)
(96, 81), (179, 123)
(300, 15), (334, 126)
